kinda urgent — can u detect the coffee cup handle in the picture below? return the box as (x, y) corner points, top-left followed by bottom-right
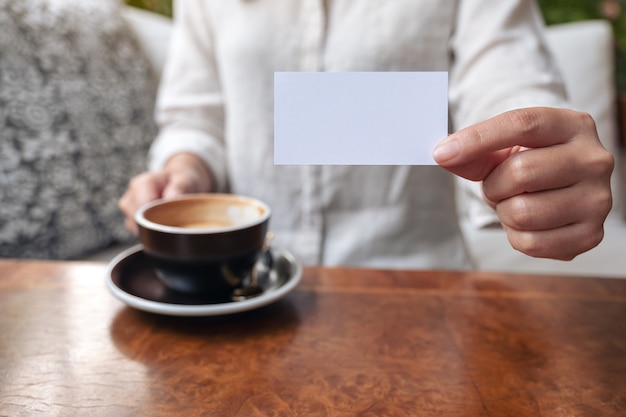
(231, 232), (274, 300)
(252, 231), (274, 280)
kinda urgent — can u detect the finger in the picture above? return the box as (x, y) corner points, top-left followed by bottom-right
(482, 145), (582, 203)
(118, 172), (168, 233)
(434, 108), (594, 181)
(162, 181), (188, 200)
(119, 189), (141, 236)
(495, 186), (600, 231)
(162, 152), (214, 197)
(503, 221), (605, 261)
(124, 215), (139, 236)
(162, 171), (201, 199)
(132, 172), (168, 208)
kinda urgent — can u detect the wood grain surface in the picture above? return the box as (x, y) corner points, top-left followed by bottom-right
(0, 259), (625, 416)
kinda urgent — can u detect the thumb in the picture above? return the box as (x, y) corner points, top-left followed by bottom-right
(433, 107), (579, 181)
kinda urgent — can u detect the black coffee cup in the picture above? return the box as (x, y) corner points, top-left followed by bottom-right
(135, 193), (271, 297)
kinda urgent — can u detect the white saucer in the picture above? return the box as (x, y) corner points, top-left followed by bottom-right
(106, 244), (302, 317)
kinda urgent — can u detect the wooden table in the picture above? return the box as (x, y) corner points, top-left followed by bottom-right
(1, 259), (625, 416)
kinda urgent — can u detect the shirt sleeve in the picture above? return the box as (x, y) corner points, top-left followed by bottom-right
(148, 0), (228, 191)
(449, 0), (570, 228)
(449, 0), (569, 129)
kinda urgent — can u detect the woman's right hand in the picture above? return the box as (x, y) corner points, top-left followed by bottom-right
(118, 152), (215, 235)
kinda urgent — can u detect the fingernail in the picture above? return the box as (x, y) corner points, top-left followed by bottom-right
(433, 139), (460, 163)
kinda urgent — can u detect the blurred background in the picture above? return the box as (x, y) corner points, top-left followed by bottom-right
(539, 0), (626, 92)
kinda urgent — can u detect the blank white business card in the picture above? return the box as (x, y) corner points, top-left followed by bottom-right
(274, 71), (448, 165)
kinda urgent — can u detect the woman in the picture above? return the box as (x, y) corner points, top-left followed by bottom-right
(120, 0), (613, 268)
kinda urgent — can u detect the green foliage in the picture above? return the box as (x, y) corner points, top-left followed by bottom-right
(539, 0), (603, 23)
(125, 0), (172, 18)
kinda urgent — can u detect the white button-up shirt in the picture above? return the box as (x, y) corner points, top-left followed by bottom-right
(149, 0), (568, 268)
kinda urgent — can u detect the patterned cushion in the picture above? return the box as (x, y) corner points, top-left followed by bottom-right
(0, 0), (158, 259)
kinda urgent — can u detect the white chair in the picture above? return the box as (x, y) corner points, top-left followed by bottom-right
(122, 6), (173, 77)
